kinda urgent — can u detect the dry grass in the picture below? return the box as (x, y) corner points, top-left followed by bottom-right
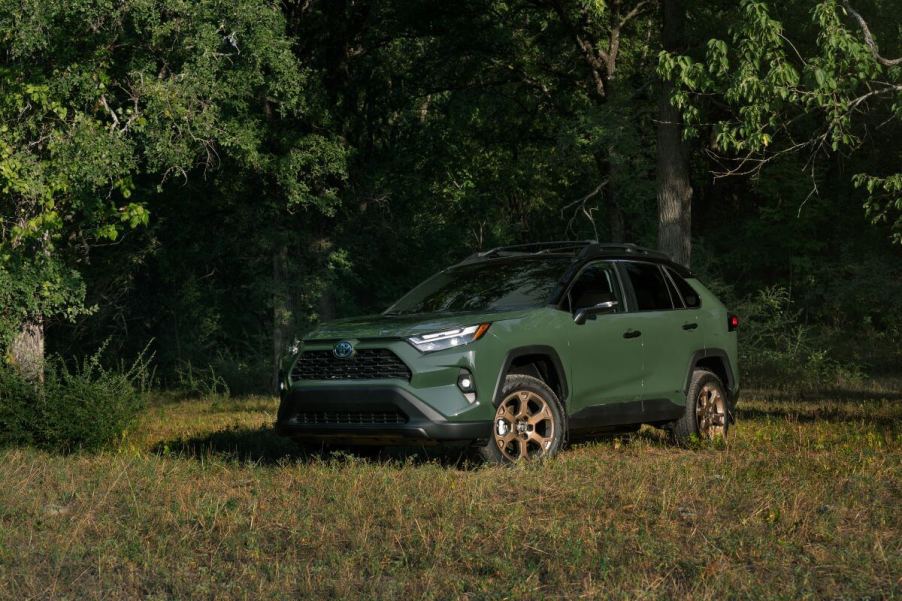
(1, 384), (899, 600)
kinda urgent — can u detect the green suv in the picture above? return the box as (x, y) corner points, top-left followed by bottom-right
(276, 242), (739, 462)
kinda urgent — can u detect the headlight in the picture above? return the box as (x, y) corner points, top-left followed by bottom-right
(407, 323), (491, 352)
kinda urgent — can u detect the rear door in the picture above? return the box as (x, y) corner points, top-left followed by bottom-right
(618, 261), (699, 411)
(563, 260), (645, 418)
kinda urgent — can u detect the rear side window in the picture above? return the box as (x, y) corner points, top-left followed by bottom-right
(623, 262), (674, 311)
(667, 268), (701, 308)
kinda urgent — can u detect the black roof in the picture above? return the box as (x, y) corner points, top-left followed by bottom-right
(458, 241), (693, 277)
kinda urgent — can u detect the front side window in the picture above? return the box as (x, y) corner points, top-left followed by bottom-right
(623, 262), (674, 311)
(386, 257), (569, 315)
(566, 262), (623, 312)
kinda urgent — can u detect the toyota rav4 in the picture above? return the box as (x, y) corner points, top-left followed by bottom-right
(276, 242), (739, 462)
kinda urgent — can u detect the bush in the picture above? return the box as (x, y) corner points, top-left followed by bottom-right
(0, 347), (151, 452)
(736, 286), (863, 391)
(0, 365), (40, 447)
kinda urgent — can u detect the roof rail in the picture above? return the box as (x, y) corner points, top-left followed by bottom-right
(476, 240), (597, 258)
(456, 240), (676, 266)
(576, 243), (670, 261)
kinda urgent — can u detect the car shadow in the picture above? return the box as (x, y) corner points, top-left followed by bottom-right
(152, 426), (481, 469)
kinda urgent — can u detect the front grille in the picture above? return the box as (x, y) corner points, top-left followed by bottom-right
(294, 410), (408, 425)
(290, 349), (412, 381)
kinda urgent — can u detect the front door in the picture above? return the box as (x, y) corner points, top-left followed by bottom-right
(564, 261), (645, 425)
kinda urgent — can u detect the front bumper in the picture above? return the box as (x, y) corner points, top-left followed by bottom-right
(275, 385), (492, 443)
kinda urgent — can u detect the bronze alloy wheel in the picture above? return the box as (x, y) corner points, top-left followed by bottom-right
(696, 383), (726, 439)
(493, 390), (556, 460)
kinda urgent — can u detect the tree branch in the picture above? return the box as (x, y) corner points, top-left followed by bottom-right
(99, 95), (120, 130)
(850, 83), (902, 109)
(842, 0), (902, 67)
(619, 0), (651, 29)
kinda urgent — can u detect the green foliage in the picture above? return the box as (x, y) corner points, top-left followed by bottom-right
(0, 362), (39, 447)
(0, 258), (89, 351)
(40, 351), (148, 451)
(736, 286), (863, 390)
(0, 347), (150, 452)
(856, 172), (902, 243)
(659, 0), (901, 241)
(0, 0), (343, 358)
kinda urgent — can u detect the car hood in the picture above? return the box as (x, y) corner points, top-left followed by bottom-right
(302, 308), (535, 341)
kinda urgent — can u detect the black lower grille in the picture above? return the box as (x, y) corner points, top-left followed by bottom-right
(290, 349), (412, 381)
(294, 410), (408, 425)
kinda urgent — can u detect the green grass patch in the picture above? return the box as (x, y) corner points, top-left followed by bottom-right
(0, 384), (899, 599)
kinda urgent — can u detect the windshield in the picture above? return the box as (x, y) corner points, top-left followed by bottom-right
(386, 257), (569, 315)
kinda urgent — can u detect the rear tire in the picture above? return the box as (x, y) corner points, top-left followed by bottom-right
(479, 374), (567, 464)
(671, 369), (729, 445)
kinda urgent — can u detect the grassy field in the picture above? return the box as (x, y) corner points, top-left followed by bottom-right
(1, 383), (899, 600)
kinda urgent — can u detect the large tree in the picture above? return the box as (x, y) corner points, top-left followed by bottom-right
(0, 0), (343, 380)
(656, 0), (693, 266)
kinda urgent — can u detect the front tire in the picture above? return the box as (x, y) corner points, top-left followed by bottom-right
(479, 374), (567, 463)
(671, 369), (729, 445)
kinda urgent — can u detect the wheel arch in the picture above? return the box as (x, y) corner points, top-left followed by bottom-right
(492, 345), (569, 408)
(684, 349), (735, 396)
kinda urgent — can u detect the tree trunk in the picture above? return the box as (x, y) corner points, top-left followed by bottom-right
(10, 318), (45, 383)
(271, 245), (291, 393)
(656, 0), (693, 267)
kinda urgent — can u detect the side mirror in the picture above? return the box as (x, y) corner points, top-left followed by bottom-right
(574, 300), (618, 325)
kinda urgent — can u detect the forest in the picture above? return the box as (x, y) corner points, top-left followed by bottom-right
(1, 0), (900, 396)
(1, 2), (900, 598)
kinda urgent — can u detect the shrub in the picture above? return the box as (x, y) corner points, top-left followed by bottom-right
(176, 360), (231, 398)
(0, 364), (40, 447)
(736, 286), (863, 391)
(0, 347), (151, 452)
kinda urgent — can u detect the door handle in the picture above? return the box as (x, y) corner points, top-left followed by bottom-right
(623, 329), (642, 339)
(682, 322), (698, 331)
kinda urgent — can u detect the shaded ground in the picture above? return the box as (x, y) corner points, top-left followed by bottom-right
(0, 385), (899, 600)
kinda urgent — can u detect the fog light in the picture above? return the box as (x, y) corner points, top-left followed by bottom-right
(457, 370), (476, 403)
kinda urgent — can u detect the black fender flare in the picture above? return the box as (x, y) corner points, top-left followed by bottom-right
(491, 345), (569, 408)
(683, 348), (736, 394)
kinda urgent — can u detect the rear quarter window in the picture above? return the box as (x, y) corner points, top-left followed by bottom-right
(667, 268), (702, 309)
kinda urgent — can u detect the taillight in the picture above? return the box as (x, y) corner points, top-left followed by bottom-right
(728, 314), (739, 331)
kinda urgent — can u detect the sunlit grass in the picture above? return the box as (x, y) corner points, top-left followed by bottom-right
(1, 383), (899, 600)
